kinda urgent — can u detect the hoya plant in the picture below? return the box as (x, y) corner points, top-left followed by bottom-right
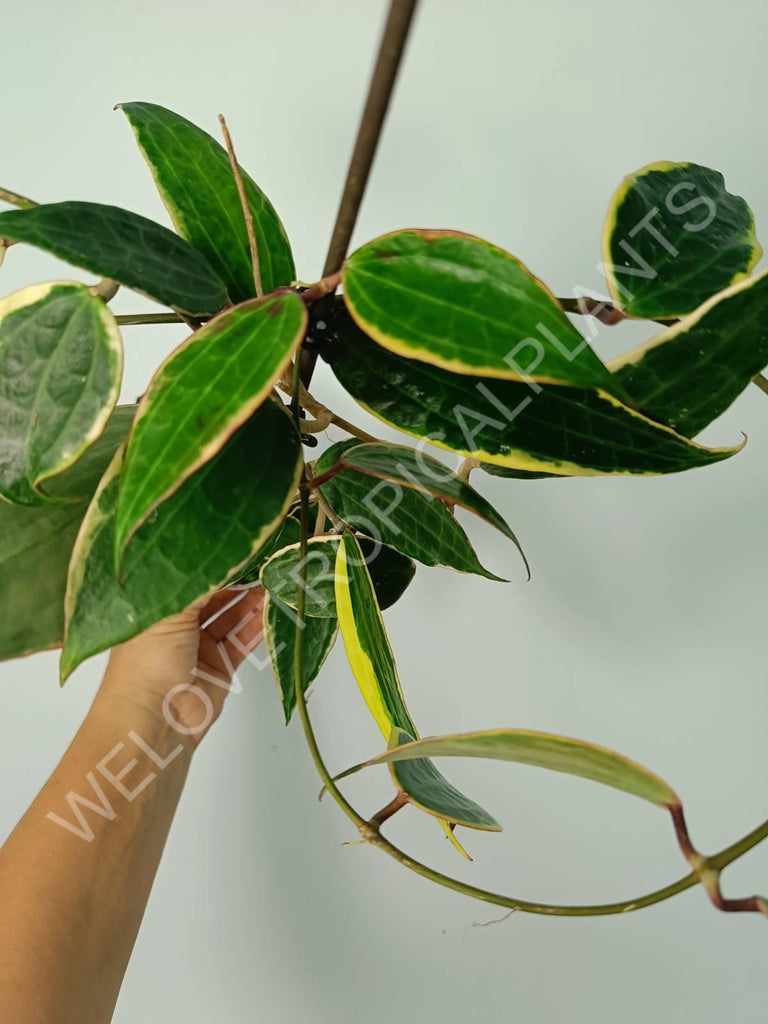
(2, 2), (767, 923)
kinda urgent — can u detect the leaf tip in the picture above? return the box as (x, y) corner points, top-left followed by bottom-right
(59, 650), (74, 686)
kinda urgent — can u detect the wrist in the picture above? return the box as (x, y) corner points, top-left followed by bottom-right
(89, 683), (198, 760)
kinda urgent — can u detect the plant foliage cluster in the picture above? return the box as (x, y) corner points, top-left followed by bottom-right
(1, 102), (767, 918)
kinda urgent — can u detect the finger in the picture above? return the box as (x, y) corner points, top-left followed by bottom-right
(197, 631), (232, 682)
(198, 588), (245, 626)
(220, 600), (266, 672)
(198, 597), (266, 678)
(204, 587), (265, 643)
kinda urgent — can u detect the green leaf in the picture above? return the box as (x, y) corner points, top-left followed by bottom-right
(325, 309), (741, 476)
(480, 463), (556, 481)
(609, 269), (768, 437)
(263, 593), (338, 724)
(0, 282), (123, 506)
(260, 534), (415, 617)
(232, 515), (300, 586)
(0, 202), (229, 316)
(334, 533), (499, 830)
(119, 101), (295, 303)
(0, 406), (135, 661)
(333, 440), (529, 577)
(62, 400), (301, 680)
(336, 727), (679, 809)
(314, 439), (507, 580)
(114, 291), (307, 562)
(602, 161), (762, 319)
(342, 229), (612, 390)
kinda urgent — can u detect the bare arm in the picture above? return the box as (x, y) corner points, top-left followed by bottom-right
(0, 588), (264, 1024)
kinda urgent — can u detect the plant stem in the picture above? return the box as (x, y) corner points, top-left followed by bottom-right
(277, 375), (380, 443)
(370, 791), (409, 826)
(316, 491), (342, 532)
(291, 356), (367, 830)
(559, 297), (768, 399)
(89, 279), (119, 303)
(178, 312), (203, 332)
(557, 295), (677, 327)
(115, 313), (187, 326)
(457, 458), (479, 482)
(219, 114), (263, 297)
(321, 0), (418, 278)
(299, 272), (342, 305)
(0, 187), (37, 209)
(300, 0), (419, 389)
(289, 363), (768, 915)
(308, 461), (344, 490)
(313, 503), (329, 537)
(710, 815), (768, 871)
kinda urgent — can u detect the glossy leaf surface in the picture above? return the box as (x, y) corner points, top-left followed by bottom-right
(232, 516), (300, 586)
(602, 161), (761, 318)
(0, 202), (229, 315)
(0, 282), (122, 505)
(120, 102), (295, 302)
(343, 229), (611, 389)
(326, 312), (740, 476)
(609, 269), (768, 437)
(315, 439), (506, 580)
(260, 534), (415, 617)
(338, 728), (679, 808)
(334, 533), (499, 830)
(62, 402), (301, 679)
(0, 406), (134, 661)
(336, 440), (528, 576)
(264, 593), (338, 723)
(114, 293), (306, 561)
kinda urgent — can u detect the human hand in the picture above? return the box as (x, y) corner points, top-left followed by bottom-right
(97, 587), (265, 750)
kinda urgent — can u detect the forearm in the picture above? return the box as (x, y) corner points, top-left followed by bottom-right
(0, 681), (193, 1024)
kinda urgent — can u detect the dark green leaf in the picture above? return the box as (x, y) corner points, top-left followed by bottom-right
(264, 593), (338, 723)
(337, 727), (679, 808)
(334, 533), (499, 830)
(62, 401), (301, 680)
(0, 282), (122, 506)
(335, 440), (529, 576)
(119, 101), (295, 302)
(0, 406), (135, 661)
(609, 269), (768, 437)
(260, 533), (415, 617)
(343, 229), (612, 390)
(602, 161), (761, 318)
(314, 439), (507, 580)
(114, 292), (306, 562)
(0, 202), (229, 316)
(325, 310), (741, 476)
(232, 516), (300, 586)
(480, 463), (556, 480)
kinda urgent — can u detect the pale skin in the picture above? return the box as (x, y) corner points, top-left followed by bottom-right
(0, 587), (265, 1024)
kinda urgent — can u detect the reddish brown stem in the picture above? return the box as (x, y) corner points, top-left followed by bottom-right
(300, 272), (342, 305)
(307, 461), (344, 490)
(557, 295), (677, 327)
(670, 802), (766, 916)
(370, 791), (409, 827)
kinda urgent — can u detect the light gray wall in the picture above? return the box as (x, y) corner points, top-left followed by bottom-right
(2, 1), (768, 1020)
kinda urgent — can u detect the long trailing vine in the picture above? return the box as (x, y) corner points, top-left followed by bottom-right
(1, 0), (767, 923)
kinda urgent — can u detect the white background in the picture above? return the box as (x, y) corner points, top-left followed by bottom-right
(2, 1), (768, 1020)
